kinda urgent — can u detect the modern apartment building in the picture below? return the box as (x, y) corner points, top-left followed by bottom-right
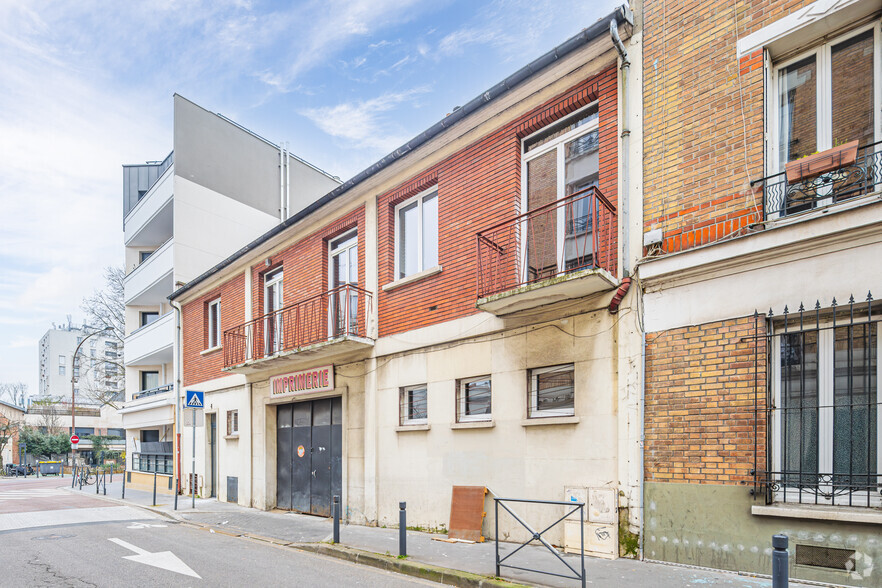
(120, 95), (340, 493)
(170, 5), (642, 556)
(640, 0), (881, 585)
(38, 320), (120, 405)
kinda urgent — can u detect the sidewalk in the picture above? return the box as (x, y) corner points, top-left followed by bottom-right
(68, 479), (808, 587)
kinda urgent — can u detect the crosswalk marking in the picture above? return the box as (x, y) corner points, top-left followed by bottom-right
(0, 488), (68, 501)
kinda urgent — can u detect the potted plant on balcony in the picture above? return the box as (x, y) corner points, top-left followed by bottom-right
(785, 140), (859, 183)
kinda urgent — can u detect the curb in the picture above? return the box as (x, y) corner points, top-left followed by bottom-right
(291, 543), (529, 588)
(62, 486), (527, 587)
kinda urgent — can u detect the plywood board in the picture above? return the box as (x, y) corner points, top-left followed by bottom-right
(448, 486), (486, 542)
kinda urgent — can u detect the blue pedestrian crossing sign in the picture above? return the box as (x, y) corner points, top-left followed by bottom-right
(185, 390), (204, 409)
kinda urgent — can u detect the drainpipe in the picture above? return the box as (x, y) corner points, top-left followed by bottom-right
(639, 330), (646, 560)
(610, 19), (631, 278)
(171, 299), (184, 497)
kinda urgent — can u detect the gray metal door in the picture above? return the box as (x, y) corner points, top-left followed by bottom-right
(277, 398), (342, 516)
(276, 405), (293, 510)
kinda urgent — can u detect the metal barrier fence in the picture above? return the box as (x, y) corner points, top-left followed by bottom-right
(494, 497), (586, 588)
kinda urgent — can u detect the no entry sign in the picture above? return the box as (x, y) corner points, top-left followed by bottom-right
(70, 435), (80, 444)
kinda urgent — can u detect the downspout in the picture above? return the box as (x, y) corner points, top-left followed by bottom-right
(279, 145), (285, 222)
(639, 330), (646, 560)
(610, 19), (631, 278)
(171, 299), (183, 497)
(285, 142), (291, 220)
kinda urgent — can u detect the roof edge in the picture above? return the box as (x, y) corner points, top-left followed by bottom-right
(169, 4), (632, 303)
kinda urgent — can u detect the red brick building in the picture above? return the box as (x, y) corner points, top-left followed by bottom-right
(170, 5), (643, 556)
(640, 0), (882, 584)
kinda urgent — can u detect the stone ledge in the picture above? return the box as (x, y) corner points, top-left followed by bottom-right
(751, 504), (882, 525)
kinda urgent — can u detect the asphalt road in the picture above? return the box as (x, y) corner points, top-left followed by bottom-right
(0, 477), (433, 587)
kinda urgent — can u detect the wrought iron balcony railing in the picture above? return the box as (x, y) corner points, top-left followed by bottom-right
(224, 284), (372, 369)
(476, 186), (617, 300)
(755, 141), (882, 219)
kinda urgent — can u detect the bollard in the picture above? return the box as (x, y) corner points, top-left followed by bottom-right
(103, 470), (107, 496)
(153, 471), (158, 506)
(332, 495), (340, 544)
(71, 466), (77, 488)
(174, 477), (179, 511)
(399, 502), (407, 557)
(110, 468), (112, 484)
(772, 534), (789, 588)
(96, 469), (100, 494)
(122, 470), (126, 499)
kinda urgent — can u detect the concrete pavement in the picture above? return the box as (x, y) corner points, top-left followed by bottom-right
(68, 478), (820, 587)
(0, 476), (433, 587)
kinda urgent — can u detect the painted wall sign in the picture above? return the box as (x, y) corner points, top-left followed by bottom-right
(270, 365), (334, 398)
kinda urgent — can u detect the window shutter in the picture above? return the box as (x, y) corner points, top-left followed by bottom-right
(226, 410), (232, 436)
(233, 410), (238, 434)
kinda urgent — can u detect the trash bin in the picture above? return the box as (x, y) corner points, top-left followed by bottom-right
(38, 461), (61, 475)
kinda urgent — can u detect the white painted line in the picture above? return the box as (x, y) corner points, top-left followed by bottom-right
(0, 506), (158, 532)
(108, 538), (201, 579)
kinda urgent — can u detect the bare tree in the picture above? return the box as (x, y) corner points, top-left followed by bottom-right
(0, 406), (23, 470)
(27, 398), (63, 434)
(79, 266), (125, 408)
(0, 382), (27, 407)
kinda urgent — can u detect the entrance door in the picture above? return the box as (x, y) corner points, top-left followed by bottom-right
(276, 397), (342, 516)
(329, 231), (358, 338)
(264, 268), (284, 355)
(209, 414), (217, 498)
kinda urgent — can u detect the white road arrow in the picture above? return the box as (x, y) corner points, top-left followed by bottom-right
(108, 538), (201, 579)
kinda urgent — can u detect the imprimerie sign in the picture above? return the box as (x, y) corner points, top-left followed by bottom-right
(271, 365), (334, 398)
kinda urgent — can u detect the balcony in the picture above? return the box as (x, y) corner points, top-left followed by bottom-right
(758, 141), (882, 219)
(224, 285), (373, 373)
(124, 238), (173, 306)
(124, 312), (173, 366)
(124, 155), (174, 247)
(476, 187), (618, 315)
(132, 384), (173, 401)
(119, 384), (175, 429)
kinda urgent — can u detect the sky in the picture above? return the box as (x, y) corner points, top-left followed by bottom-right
(0, 0), (621, 400)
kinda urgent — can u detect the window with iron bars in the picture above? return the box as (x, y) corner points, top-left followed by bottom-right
(399, 384), (427, 426)
(456, 377), (491, 422)
(753, 294), (880, 507)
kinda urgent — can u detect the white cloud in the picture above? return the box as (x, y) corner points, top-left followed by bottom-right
(301, 86), (430, 152)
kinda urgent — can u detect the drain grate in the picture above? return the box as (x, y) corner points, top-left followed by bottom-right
(795, 544), (856, 571)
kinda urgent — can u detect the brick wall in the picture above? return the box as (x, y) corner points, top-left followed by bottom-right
(182, 207), (366, 386)
(377, 65), (618, 337)
(642, 0), (816, 254)
(182, 273), (246, 387)
(644, 316), (767, 484)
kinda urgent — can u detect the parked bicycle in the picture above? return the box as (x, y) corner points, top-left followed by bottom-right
(76, 467), (96, 486)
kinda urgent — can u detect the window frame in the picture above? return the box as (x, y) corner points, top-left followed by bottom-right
(140, 370), (160, 392)
(399, 384), (428, 426)
(140, 311), (159, 328)
(227, 409), (239, 436)
(393, 186), (439, 280)
(456, 376), (492, 423)
(770, 320), (881, 506)
(766, 21), (882, 178)
(207, 298), (221, 350)
(528, 364), (576, 418)
(520, 103), (601, 279)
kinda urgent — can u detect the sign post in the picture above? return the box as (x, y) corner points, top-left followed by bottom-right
(185, 390), (204, 509)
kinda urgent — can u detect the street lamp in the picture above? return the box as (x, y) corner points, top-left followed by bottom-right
(70, 326), (112, 466)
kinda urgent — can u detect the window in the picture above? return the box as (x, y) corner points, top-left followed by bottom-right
(394, 187), (438, 279)
(521, 104), (601, 279)
(73, 368), (80, 378)
(772, 25), (879, 171)
(264, 268), (284, 356)
(207, 299), (221, 349)
(59, 355), (65, 365)
(106, 428), (125, 438)
(139, 250), (153, 263)
(90, 340), (97, 348)
(772, 320), (879, 504)
(529, 364), (575, 418)
(58, 365), (65, 376)
(105, 340), (117, 348)
(457, 377), (492, 422)
(400, 384), (428, 425)
(140, 430), (159, 443)
(227, 409), (239, 436)
(90, 349), (96, 357)
(140, 312), (159, 327)
(76, 336), (83, 344)
(140, 371), (159, 392)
